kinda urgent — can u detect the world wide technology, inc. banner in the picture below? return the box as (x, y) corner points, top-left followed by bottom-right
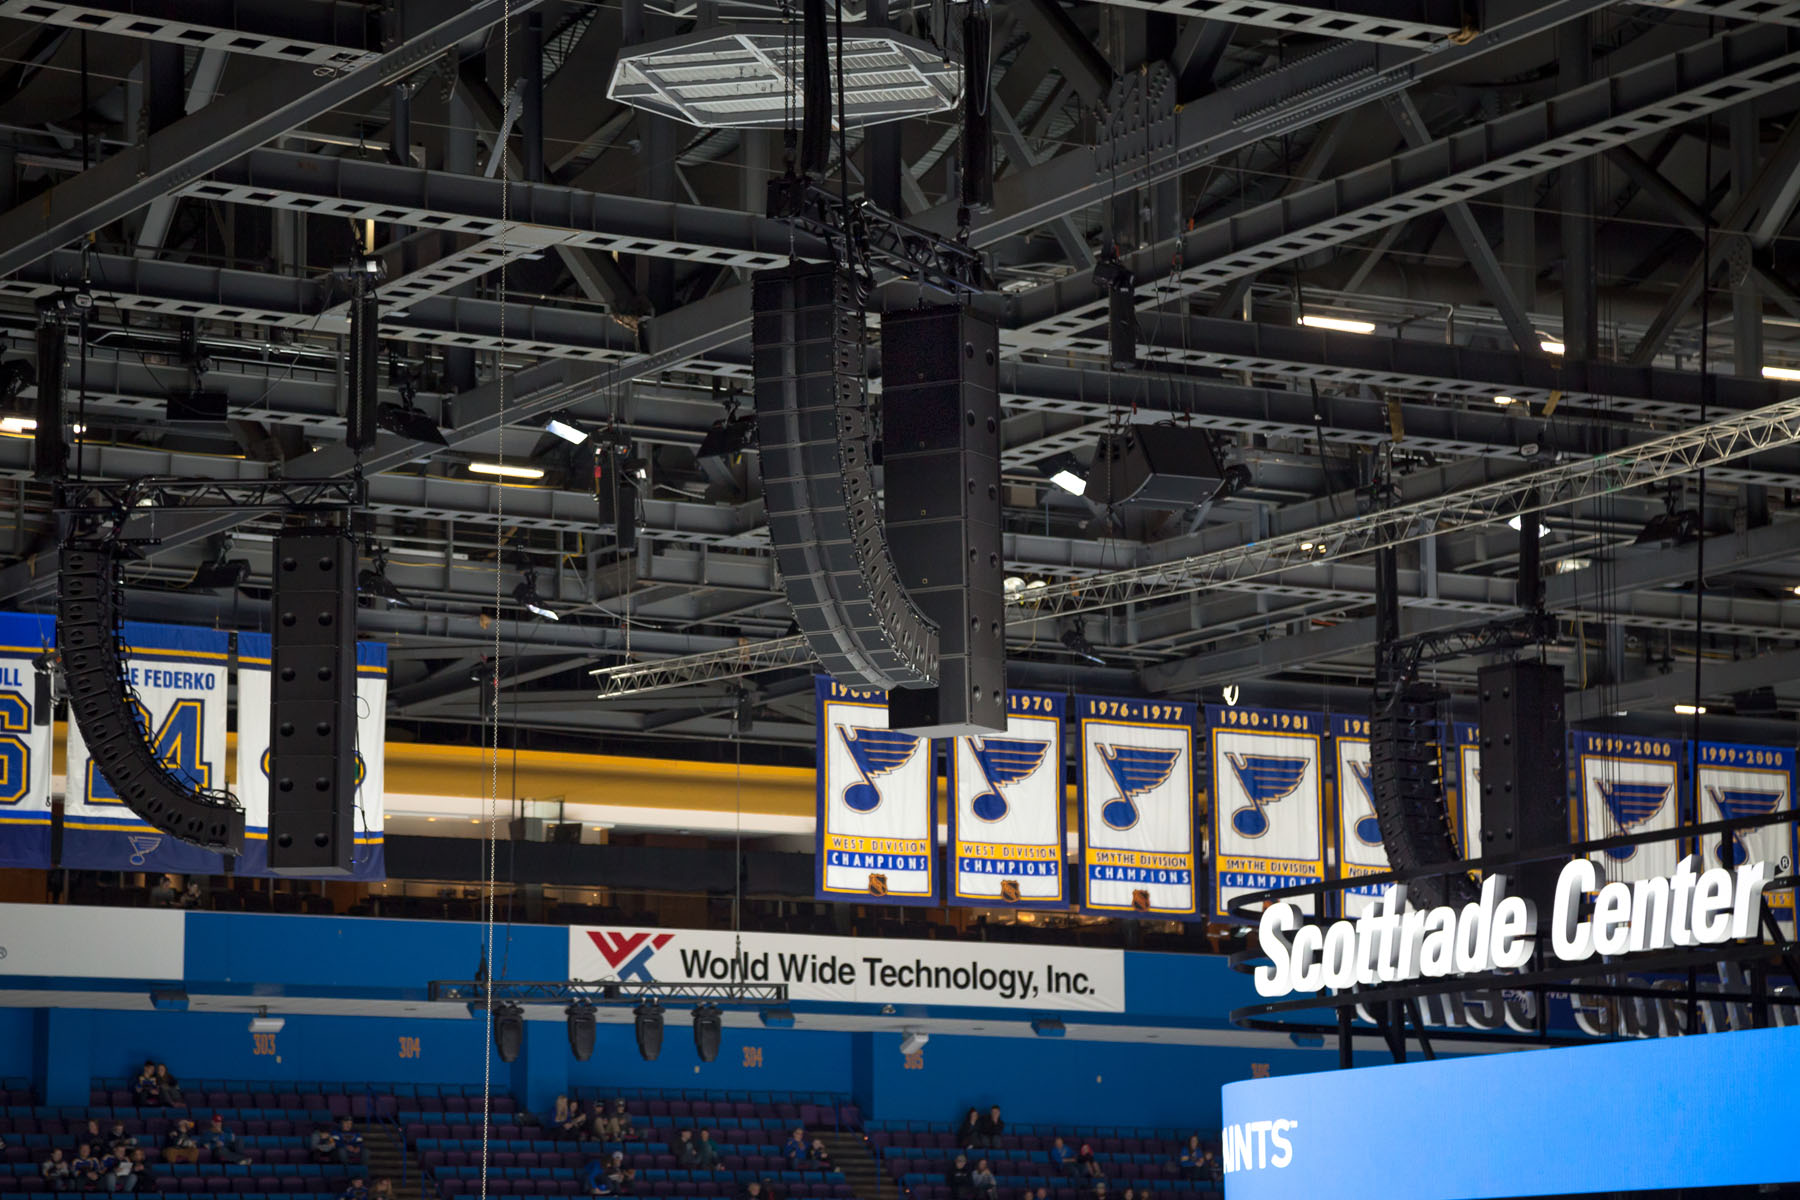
(814, 677), (937, 905)
(235, 632), (389, 880)
(1077, 695), (1198, 919)
(1331, 715), (1387, 918)
(1694, 740), (1795, 930)
(0, 613), (54, 869)
(948, 690), (1067, 909)
(1575, 731), (1681, 886)
(1209, 704), (1325, 920)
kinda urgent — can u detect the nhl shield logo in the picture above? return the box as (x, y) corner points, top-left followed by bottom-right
(999, 879), (1022, 903)
(1131, 888), (1152, 911)
(867, 873), (889, 895)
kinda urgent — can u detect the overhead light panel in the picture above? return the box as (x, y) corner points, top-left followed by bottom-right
(544, 416), (589, 445)
(1540, 340), (1566, 355)
(1298, 315), (1375, 335)
(1494, 396), (1518, 406)
(470, 461), (545, 480)
(1555, 557), (1592, 574)
(0, 416), (37, 434)
(1051, 469), (1087, 496)
(1763, 365), (1800, 382)
(1674, 704), (1707, 715)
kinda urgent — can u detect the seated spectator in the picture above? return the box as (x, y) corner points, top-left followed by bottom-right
(971, 1159), (998, 1200)
(149, 875), (177, 907)
(604, 1152), (629, 1190)
(132, 1062), (163, 1107)
(1201, 1149), (1222, 1187)
(199, 1115), (250, 1166)
(1074, 1144), (1101, 1188)
(372, 1179), (394, 1200)
(71, 1144), (103, 1190)
(334, 1117), (364, 1165)
(807, 1139), (832, 1170)
(341, 1180), (369, 1200)
(1048, 1137), (1073, 1176)
(161, 1120), (199, 1165)
(81, 1119), (106, 1147)
(108, 1123), (137, 1156)
(976, 1107), (1004, 1150)
(155, 1064), (185, 1107)
(553, 1097), (588, 1142)
(309, 1126), (340, 1164)
(1119, 1188), (1137, 1200)
(180, 881), (203, 909)
(694, 1130), (721, 1171)
(946, 1153), (974, 1200)
(613, 1167), (638, 1196)
(1091, 1184), (1107, 1200)
(41, 1147), (71, 1192)
(1027, 1187), (1050, 1200)
(583, 1156), (617, 1197)
(782, 1129), (808, 1166)
(737, 1181), (765, 1200)
(674, 1130), (702, 1169)
(955, 1109), (981, 1150)
(1177, 1137), (1201, 1181)
(105, 1149), (147, 1194)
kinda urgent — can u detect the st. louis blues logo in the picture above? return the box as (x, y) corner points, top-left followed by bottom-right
(126, 835), (163, 866)
(1095, 744), (1184, 831)
(1707, 785), (1784, 867)
(1346, 760), (1382, 846)
(968, 737), (1051, 822)
(837, 726), (921, 814)
(1226, 753), (1310, 838)
(1595, 779), (1672, 861)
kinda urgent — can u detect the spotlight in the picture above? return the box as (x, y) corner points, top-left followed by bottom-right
(376, 400), (447, 445)
(1506, 515), (1551, 537)
(357, 545), (410, 606)
(247, 1010), (284, 1035)
(1060, 618), (1105, 666)
(693, 1003), (723, 1063)
(512, 572), (559, 622)
(0, 358), (34, 399)
(697, 414), (757, 463)
(544, 414), (589, 445)
(189, 556), (252, 592)
(898, 1030), (929, 1056)
(493, 1002), (524, 1063)
(566, 1001), (597, 1062)
(634, 1000), (665, 1061)
(1051, 469), (1087, 496)
(1633, 509), (1699, 546)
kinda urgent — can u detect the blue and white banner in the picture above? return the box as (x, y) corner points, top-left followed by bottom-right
(815, 677), (937, 904)
(234, 633), (389, 879)
(1694, 740), (1794, 931)
(1331, 715), (1386, 917)
(1447, 722), (1481, 859)
(1575, 732), (1681, 887)
(0, 613), (53, 869)
(1208, 705), (1325, 920)
(948, 690), (1066, 909)
(63, 622), (229, 874)
(1077, 696), (1197, 919)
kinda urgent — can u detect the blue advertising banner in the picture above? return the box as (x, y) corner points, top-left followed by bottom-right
(234, 633), (389, 879)
(1693, 739), (1795, 931)
(1077, 696), (1198, 919)
(1329, 715), (1385, 918)
(1208, 705), (1325, 920)
(1574, 731), (1681, 887)
(1221, 1025), (1800, 1199)
(0, 612), (53, 869)
(63, 621), (229, 874)
(948, 690), (1067, 909)
(814, 677), (937, 905)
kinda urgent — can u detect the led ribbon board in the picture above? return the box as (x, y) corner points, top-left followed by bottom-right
(1576, 731), (1682, 887)
(63, 621), (229, 874)
(1077, 695), (1198, 919)
(1209, 705), (1325, 920)
(815, 677), (938, 905)
(0, 612), (53, 869)
(1694, 739), (1796, 931)
(1331, 716), (1387, 918)
(948, 690), (1067, 909)
(1446, 721), (1481, 858)
(236, 632), (390, 880)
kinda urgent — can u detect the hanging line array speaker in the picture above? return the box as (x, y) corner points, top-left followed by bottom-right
(752, 261), (938, 689)
(1369, 681), (1474, 911)
(58, 539), (245, 852)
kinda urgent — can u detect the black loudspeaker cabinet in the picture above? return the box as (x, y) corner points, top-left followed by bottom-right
(881, 305), (1006, 736)
(268, 530), (359, 875)
(1084, 423), (1225, 509)
(1476, 659), (1568, 915)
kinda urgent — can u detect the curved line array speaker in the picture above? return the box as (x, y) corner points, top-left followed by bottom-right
(1369, 681), (1473, 911)
(58, 540), (245, 852)
(752, 261), (938, 688)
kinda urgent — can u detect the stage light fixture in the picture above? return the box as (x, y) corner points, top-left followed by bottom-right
(693, 1003), (723, 1063)
(697, 414), (757, 462)
(566, 1001), (597, 1061)
(545, 415), (589, 445)
(376, 400), (448, 445)
(1633, 509), (1699, 546)
(1051, 469), (1086, 496)
(190, 556), (252, 592)
(357, 545), (410, 606)
(1506, 515), (1551, 537)
(898, 1030), (928, 1056)
(634, 1000), (665, 1061)
(493, 1002), (525, 1063)
(247, 1010), (284, 1035)
(512, 572), (559, 622)
(1060, 618), (1105, 666)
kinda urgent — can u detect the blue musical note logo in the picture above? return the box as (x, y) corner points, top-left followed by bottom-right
(968, 737), (1051, 822)
(837, 726), (922, 814)
(1226, 753), (1310, 838)
(1095, 744), (1184, 831)
(1706, 785), (1783, 867)
(1346, 759), (1382, 845)
(127, 835), (163, 866)
(1595, 779), (1671, 861)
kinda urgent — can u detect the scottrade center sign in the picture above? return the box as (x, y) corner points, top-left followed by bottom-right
(569, 926), (1126, 1012)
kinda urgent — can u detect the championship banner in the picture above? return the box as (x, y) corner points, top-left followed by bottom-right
(1330, 715), (1386, 917)
(0, 613), (54, 869)
(1447, 722), (1482, 858)
(1693, 741), (1795, 931)
(1208, 705), (1325, 920)
(948, 690), (1067, 909)
(1575, 731), (1681, 886)
(1077, 696), (1198, 919)
(815, 677), (937, 905)
(235, 633), (389, 879)
(63, 621), (228, 874)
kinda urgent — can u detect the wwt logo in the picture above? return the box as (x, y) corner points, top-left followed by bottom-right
(1221, 1119), (1297, 1173)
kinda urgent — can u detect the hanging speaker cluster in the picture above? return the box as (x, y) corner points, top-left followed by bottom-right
(1368, 682), (1472, 911)
(58, 540), (245, 852)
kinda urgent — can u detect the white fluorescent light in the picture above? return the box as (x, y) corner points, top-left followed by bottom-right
(525, 601), (561, 622)
(1674, 704), (1706, 715)
(545, 418), (589, 445)
(1506, 515), (1550, 536)
(1298, 315), (1376, 335)
(1540, 340), (1566, 355)
(469, 461), (545, 480)
(1050, 469), (1087, 495)
(1494, 396), (1518, 406)
(1763, 365), (1800, 382)
(1555, 557), (1592, 574)
(0, 416), (37, 434)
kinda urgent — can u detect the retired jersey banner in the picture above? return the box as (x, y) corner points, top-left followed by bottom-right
(1576, 731), (1681, 887)
(1331, 715), (1386, 917)
(0, 613), (54, 869)
(815, 677), (937, 905)
(1077, 696), (1198, 919)
(1694, 741), (1794, 931)
(1209, 705), (1325, 920)
(1447, 722), (1482, 859)
(235, 633), (389, 879)
(63, 622), (228, 874)
(948, 690), (1067, 909)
